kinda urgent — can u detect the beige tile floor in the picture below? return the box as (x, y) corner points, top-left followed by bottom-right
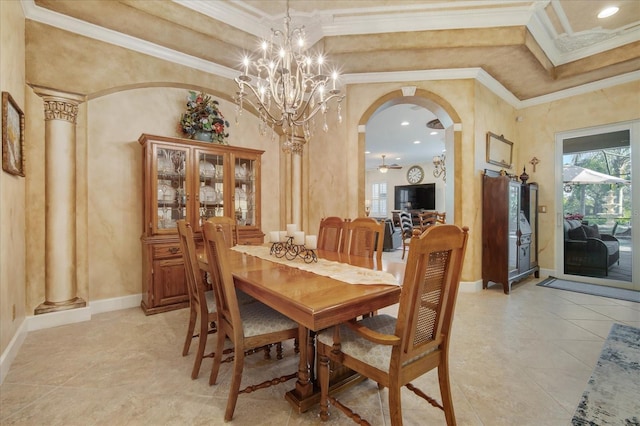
(2, 252), (639, 425)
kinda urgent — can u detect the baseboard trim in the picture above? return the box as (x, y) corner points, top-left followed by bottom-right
(0, 293), (142, 385)
(0, 319), (27, 385)
(460, 280), (483, 292)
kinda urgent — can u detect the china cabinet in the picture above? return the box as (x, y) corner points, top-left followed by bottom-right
(481, 170), (539, 294)
(139, 134), (264, 314)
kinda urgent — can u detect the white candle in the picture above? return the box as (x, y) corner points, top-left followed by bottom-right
(286, 224), (297, 237)
(279, 231), (287, 242)
(305, 235), (317, 249)
(269, 231), (280, 243)
(293, 231), (305, 245)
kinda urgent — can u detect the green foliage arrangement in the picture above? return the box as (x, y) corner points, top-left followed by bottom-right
(179, 91), (229, 144)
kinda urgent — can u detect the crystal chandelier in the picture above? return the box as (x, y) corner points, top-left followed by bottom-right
(234, 0), (345, 153)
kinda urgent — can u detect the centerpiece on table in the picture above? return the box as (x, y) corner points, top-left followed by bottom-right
(179, 91), (229, 144)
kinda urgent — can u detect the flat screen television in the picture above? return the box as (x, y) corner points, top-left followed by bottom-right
(394, 183), (436, 210)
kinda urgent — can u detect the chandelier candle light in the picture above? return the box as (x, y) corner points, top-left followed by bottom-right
(234, 0), (345, 153)
(269, 224), (318, 263)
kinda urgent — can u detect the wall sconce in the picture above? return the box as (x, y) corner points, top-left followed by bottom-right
(433, 151), (446, 182)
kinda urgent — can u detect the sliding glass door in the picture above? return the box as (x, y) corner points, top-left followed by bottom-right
(555, 120), (638, 290)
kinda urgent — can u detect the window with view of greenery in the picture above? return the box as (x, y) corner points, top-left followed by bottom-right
(563, 147), (631, 231)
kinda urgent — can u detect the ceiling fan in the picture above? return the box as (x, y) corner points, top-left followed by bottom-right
(378, 155), (402, 173)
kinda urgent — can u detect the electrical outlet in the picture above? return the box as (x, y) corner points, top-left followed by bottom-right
(538, 205), (547, 213)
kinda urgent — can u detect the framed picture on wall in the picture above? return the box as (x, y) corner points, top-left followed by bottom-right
(2, 91), (25, 176)
(486, 132), (513, 169)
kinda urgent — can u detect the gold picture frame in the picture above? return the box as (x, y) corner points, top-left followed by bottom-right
(486, 132), (513, 169)
(2, 92), (25, 176)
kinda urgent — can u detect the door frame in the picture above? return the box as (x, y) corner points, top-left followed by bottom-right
(554, 119), (639, 290)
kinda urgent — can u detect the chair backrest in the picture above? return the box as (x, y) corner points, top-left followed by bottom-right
(435, 211), (446, 224)
(177, 220), (209, 317)
(202, 221), (244, 342)
(399, 211), (413, 238)
(317, 216), (347, 252)
(342, 217), (384, 263)
(394, 224), (469, 366)
(207, 216), (239, 248)
(418, 211), (438, 230)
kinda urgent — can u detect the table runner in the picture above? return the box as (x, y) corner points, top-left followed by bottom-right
(231, 245), (400, 286)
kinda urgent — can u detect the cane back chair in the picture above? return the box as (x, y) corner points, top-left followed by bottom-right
(317, 224), (469, 426)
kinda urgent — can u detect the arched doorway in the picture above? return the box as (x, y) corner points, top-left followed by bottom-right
(357, 88), (461, 226)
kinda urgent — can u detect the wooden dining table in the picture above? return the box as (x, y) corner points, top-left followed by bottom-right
(198, 246), (403, 413)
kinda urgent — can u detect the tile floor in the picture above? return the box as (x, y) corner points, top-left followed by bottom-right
(1, 251), (639, 425)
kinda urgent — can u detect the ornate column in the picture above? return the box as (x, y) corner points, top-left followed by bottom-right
(283, 136), (305, 227)
(34, 87), (86, 314)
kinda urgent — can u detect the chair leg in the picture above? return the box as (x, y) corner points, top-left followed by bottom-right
(276, 342), (283, 360)
(388, 384), (403, 426)
(401, 244), (406, 260)
(191, 314), (209, 379)
(225, 345), (246, 422)
(182, 306), (197, 356)
(209, 330), (227, 386)
(438, 364), (457, 426)
(319, 351), (330, 421)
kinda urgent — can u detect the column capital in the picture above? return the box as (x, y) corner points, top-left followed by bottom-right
(31, 86), (86, 124)
(282, 135), (306, 155)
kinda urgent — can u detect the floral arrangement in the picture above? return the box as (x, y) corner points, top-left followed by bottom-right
(179, 91), (229, 144)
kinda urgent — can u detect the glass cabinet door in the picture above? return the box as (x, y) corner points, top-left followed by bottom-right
(507, 182), (520, 274)
(233, 156), (257, 228)
(196, 150), (225, 229)
(154, 145), (188, 233)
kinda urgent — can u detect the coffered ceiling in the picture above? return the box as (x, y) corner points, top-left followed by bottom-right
(26, 0), (640, 169)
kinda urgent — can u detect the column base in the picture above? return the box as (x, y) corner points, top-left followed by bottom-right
(35, 297), (86, 315)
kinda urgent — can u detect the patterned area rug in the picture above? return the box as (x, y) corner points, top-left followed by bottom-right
(572, 323), (640, 425)
(537, 277), (640, 303)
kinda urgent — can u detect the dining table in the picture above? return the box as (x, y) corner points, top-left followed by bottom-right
(197, 244), (404, 413)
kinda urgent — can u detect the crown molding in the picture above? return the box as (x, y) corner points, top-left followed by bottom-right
(21, 0), (640, 111)
(22, 0), (238, 81)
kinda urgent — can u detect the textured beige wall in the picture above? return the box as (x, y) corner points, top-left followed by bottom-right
(516, 81), (640, 272)
(23, 87), (279, 307)
(0, 0), (26, 354)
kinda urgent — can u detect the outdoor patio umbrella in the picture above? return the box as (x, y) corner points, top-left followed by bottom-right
(563, 164), (628, 185)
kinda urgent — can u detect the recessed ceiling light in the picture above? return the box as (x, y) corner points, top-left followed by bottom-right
(598, 6), (619, 18)
(395, 157), (401, 161)
(365, 151), (371, 154)
(430, 131), (438, 135)
(401, 121), (409, 126)
(413, 140), (421, 144)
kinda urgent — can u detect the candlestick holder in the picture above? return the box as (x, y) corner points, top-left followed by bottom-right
(270, 236), (318, 263)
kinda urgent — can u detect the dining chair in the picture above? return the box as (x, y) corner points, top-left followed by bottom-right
(418, 211), (438, 230)
(399, 211), (414, 260)
(341, 217), (384, 264)
(206, 215), (239, 247)
(202, 221), (299, 422)
(317, 216), (348, 252)
(177, 219), (221, 380)
(317, 224), (470, 426)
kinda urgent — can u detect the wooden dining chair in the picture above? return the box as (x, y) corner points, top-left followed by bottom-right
(317, 216), (348, 252)
(399, 211), (414, 260)
(418, 211), (438, 230)
(341, 217), (384, 264)
(206, 215), (239, 247)
(318, 224), (470, 426)
(202, 221), (299, 422)
(177, 219), (220, 380)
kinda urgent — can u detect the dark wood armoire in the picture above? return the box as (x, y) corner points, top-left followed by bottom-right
(482, 170), (539, 294)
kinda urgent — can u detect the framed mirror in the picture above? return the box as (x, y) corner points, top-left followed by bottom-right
(486, 132), (513, 169)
